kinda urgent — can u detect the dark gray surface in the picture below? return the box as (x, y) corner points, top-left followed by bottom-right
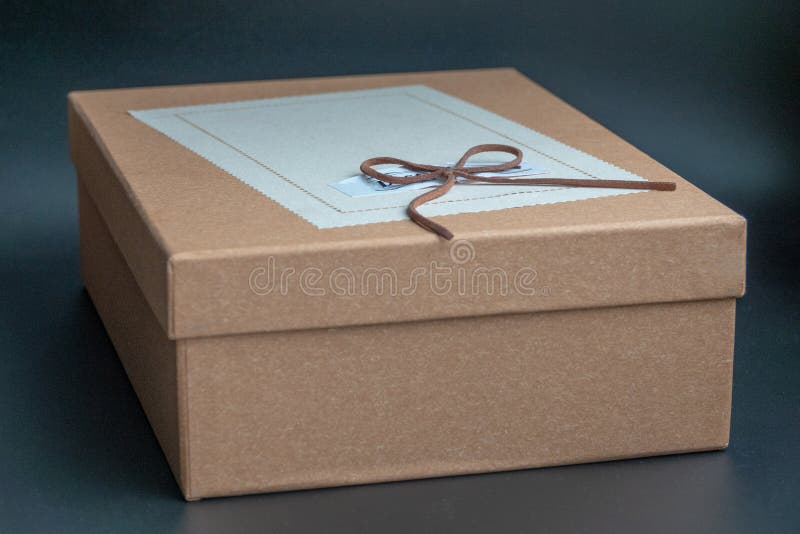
(2, 1), (798, 532)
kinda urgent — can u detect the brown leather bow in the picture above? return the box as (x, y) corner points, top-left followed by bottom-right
(360, 144), (676, 239)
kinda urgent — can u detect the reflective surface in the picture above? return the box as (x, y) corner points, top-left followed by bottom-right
(2, 1), (798, 532)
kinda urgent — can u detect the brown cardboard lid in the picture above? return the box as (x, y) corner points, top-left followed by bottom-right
(69, 68), (746, 339)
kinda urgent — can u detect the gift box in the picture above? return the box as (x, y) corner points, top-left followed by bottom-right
(68, 68), (746, 500)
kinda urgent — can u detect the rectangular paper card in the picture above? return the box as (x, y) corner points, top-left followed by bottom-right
(130, 85), (650, 228)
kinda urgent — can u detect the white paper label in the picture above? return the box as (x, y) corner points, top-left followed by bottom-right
(331, 160), (548, 198)
(129, 85), (650, 229)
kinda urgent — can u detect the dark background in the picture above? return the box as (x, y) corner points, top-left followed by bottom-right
(2, 1), (798, 532)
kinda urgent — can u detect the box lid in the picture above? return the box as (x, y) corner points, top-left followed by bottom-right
(69, 68), (746, 340)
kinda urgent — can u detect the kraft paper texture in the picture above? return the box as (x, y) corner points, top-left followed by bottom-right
(71, 69), (745, 500)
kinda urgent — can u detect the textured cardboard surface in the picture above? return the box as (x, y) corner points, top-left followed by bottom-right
(79, 183), (735, 500)
(184, 299), (735, 499)
(71, 69), (745, 500)
(78, 181), (184, 488)
(68, 68), (746, 339)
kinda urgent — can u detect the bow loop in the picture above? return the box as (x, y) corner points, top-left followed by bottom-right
(452, 144), (524, 174)
(360, 144), (676, 240)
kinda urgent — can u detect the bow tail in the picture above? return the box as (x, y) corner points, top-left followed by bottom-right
(407, 172), (458, 240)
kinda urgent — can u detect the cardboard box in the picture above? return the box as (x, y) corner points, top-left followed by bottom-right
(69, 68), (746, 500)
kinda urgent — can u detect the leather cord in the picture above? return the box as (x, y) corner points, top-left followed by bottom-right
(361, 144), (676, 240)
